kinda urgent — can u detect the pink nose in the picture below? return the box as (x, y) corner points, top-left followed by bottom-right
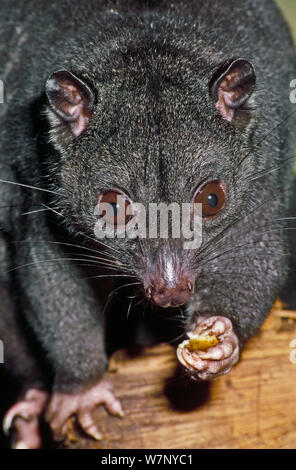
(145, 278), (194, 307)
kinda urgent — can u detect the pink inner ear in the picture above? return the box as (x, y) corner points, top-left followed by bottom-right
(69, 103), (92, 137)
(215, 71), (240, 122)
(216, 92), (235, 122)
(61, 82), (92, 136)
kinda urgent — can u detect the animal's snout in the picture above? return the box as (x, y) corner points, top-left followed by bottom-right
(145, 277), (194, 307)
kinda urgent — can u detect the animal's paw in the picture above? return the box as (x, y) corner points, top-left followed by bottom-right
(45, 378), (123, 442)
(177, 315), (239, 380)
(3, 388), (49, 449)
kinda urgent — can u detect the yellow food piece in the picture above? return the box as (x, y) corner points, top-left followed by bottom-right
(179, 335), (220, 352)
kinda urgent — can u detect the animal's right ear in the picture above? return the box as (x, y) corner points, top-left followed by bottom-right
(45, 70), (94, 137)
(210, 58), (256, 128)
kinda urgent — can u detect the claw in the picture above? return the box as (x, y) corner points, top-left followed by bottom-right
(46, 378), (123, 442)
(3, 389), (49, 449)
(77, 409), (103, 441)
(3, 401), (35, 435)
(178, 315), (239, 380)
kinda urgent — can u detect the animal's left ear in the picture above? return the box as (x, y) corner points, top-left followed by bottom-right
(46, 70), (94, 137)
(210, 58), (256, 126)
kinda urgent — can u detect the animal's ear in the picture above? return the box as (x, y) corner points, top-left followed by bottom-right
(45, 70), (94, 137)
(210, 58), (256, 126)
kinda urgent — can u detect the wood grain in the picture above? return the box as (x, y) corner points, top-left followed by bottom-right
(63, 304), (296, 449)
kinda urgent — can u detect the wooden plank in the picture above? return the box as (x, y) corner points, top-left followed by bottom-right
(63, 305), (296, 449)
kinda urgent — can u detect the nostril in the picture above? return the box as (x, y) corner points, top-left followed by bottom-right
(145, 286), (153, 299)
(145, 284), (165, 299)
(187, 281), (194, 293)
(145, 276), (194, 307)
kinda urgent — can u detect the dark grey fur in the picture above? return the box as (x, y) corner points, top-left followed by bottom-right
(0, 0), (295, 397)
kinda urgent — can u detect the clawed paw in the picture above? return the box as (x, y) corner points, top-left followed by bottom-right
(178, 315), (240, 380)
(45, 379), (123, 442)
(3, 389), (49, 449)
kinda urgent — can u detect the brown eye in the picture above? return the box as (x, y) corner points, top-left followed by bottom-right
(98, 191), (133, 227)
(194, 181), (226, 218)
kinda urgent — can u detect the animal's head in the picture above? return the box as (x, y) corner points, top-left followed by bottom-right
(45, 44), (256, 309)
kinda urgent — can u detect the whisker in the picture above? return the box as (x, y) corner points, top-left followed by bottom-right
(102, 281), (142, 316)
(201, 244), (291, 268)
(126, 297), (134, 320)
(0, 178), (59, 195)
(76, 229), (122, 255)
(235, 109), (296, 172)
(247, 156), (295, 182)
(201, 252), (292, 276)
(6, 257), (124, 273)
(71, 273), (134, 281)
(40, 203), (64, 218)
(21, 208), (50, 216)
(10, 239), (120, 262)
(166, 331), (187, 344)
(196, 190), (287, 264)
